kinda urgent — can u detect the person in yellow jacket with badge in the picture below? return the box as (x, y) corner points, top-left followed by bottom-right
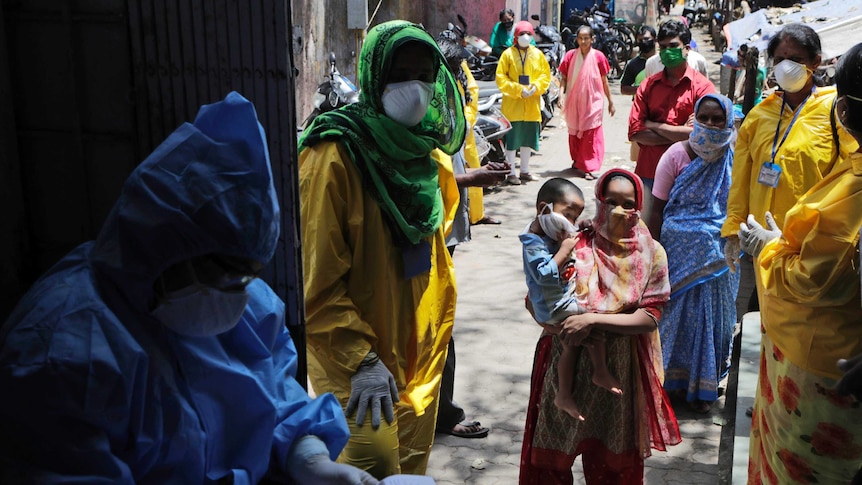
(461, 58), (501, 224)
(742, 42), (862, 485)
(496, 20), (551, 185)
(719, 24), (857, 313)
(298, 20), (465, 479)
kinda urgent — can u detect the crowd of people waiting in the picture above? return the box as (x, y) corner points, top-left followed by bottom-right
(0, 9), (860, 485)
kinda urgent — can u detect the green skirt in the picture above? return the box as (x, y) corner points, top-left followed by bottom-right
(505, 121), (540, 151)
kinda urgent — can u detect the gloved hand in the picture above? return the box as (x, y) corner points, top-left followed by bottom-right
(288, 435), (379, 485)
(739, 212), (782, 257)
(835, 354), (862, 401)
(380, 475), (437, 484)
(346, 355), (399, 429)
(723, 235), (741, 273)
(521, 87), (532, 98)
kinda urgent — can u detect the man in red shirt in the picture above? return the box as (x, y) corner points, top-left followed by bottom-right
(628, 19), (715, 225)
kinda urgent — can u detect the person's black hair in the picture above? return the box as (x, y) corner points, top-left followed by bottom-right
(639, 25), (656, 38)
(657, 19), (690, 46)
(766, 23), (821, 62)
(436, 34), (471, 104)
(577, 25), (593, 37)
(499, 8), (515, 21)
(536, 178), (583, 206)
(836, 42), (862, 133)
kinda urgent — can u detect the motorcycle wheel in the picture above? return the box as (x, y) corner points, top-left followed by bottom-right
(602, 38), (627, 81)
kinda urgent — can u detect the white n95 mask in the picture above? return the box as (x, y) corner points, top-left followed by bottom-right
(518, 34), (532, 48)
(773, 59), (811, 94)
(381, 80), (435, 127)
(152, 285), (249, 338)
(537, 203), (578, 242)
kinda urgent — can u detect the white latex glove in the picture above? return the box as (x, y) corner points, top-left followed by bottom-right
(521, 87), (532, 98)
(528, 84), (537, 96)
(380, 475), (437, 484)
(723, 235), (741, 273)
(288, 436), (379, 485)
(739, 212), (782, 257)
(346, 357), (399, 429)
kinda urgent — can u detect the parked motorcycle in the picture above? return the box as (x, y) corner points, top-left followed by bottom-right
(450, 14), (498, 82)
(562, 7), (628, 80)
(530, 14), (563, 130)
(683, 0), (707, 27)
(474, 93), (511, 166)
(301, 52), (359, 129)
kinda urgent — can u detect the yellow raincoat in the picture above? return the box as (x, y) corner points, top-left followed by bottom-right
(461, 60), (485, 223)
(301, 140), (458, 410)
(495, 45), (550, 123)
(756, 151), (862, 378)
(721, 86), (858, 237)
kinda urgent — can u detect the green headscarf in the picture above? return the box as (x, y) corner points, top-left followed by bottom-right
(299, 20), (466, 247)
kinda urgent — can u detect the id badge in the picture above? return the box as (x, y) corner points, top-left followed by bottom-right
(757, 162), (782, 188)
(519, 74), (530, 85)
(401, 240), (432, 279)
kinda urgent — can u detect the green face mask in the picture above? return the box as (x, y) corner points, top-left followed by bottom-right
(659, 47), (686, 68)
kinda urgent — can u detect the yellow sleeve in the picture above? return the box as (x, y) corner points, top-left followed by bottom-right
(462, 60), (479, 128)
(299, 142), (375, 374)
(496, 49), (525, 99)
(434, 149), (460, 238)
(722, 116), (755, 237)
(758, 165), (862, 306)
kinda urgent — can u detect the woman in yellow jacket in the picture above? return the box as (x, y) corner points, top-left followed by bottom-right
(496, 20), (550, 185)
(742, 42), (862, 485)
(298, 21), (465, 479)
(720, 24), (857, 310)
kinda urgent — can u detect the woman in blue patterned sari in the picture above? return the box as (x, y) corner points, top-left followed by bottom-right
(647, 93), (739, 414)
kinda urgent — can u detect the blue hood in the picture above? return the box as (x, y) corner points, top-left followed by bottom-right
(92, 92), (280, 313)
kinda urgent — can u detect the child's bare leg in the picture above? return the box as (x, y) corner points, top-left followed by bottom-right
(588, 340), (622, 395)
(554, 343), (585, 421)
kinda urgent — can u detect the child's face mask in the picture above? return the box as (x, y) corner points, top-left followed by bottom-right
(538, 203), (578, 242)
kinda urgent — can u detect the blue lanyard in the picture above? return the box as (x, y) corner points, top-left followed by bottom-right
(519, 49), (528, 75)
(771, 87), (815, 162)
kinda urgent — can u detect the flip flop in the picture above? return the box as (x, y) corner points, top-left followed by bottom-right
(437, 420), (489, 439)
(584, 172), (597, 181)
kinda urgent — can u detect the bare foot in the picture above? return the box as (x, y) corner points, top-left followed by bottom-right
(554, 393), (585, 421)
(592, 369), (623, 396)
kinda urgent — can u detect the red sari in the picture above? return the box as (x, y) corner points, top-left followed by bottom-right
(519, 169), (681, 484)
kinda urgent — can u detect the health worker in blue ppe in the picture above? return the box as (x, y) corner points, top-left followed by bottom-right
(0, 92), (378, 485)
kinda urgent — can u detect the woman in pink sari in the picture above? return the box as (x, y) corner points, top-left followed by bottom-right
(559, 25), (616, 181)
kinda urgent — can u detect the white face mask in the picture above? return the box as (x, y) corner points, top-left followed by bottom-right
(537, 203), (578, 242)
(152, 284), (249, 338)
(773, 59), (811, 94)
(381, 80), (435, 127)
(518, 34), (532, 48)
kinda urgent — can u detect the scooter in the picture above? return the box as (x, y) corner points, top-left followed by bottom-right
(301, 52), (359, 129)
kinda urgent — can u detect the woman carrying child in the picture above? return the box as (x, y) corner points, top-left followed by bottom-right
(520, 168), (681, 484)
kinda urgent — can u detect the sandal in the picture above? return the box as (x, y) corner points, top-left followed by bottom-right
(436, 420), (489, 439)
(584, 172), (597, 181)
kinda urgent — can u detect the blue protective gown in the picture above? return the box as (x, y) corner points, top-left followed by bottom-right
(0, 92), (349, 484)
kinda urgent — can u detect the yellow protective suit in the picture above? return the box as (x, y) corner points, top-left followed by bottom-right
(756, 151), (862, 379)
(461, 60), (484, 224)
(495, 45), (551, 123)
(721, 86), (858, 237)
(299, 141), (459, 476)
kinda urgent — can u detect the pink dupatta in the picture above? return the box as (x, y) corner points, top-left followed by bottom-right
(563, 48), (604, 138)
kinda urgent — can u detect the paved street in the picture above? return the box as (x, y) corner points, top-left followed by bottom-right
(426, 18), (737, 484)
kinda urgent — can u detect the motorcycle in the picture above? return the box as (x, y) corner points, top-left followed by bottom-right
(301, 52), (359, 129)
(683, 0), (707, 27)
(561, 8), (628, 81)
(450, 14), (498, 82)
(474, 92), (511, 166)
(530, 14), (563, 130)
